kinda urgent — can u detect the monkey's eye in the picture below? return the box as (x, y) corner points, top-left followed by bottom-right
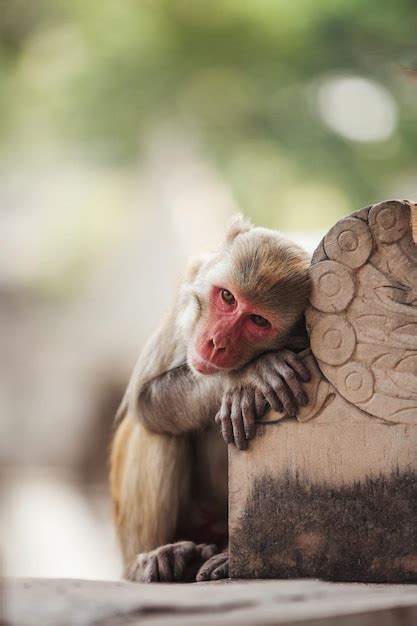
(250, 314), (270, 328)
(221, 289), (236, 305)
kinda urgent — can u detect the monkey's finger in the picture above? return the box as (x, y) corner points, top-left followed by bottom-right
(241, 392), (256, 440)
(275, 362), (308, 408)
(259, 382), (284, 414)
(231, 395), (248, 450)
(271, 377), (298, 417)
(198, 543), (218, 560)
(172, 542), (199, 581)
(231, 418), (248, 450)
(174, 541), (199, 561)
(196, 562), (212, 582)
(143, 556), (159, 583)
(281, 350), (311, 382)
(156, 551), (173, 582)
(215, 394), (229, 425)
(216, 393), (232, 427)
(172, 549), (195, 580)
(196, 554), (226, 582)
(255, 390), (268, 417)
(211, 557), (229, 580)
(172, 552), (187, 581)
(132, 554), (147, 582)
(219, 415), (233, 444)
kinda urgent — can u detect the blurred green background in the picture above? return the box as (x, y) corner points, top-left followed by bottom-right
(1, 0), (417, 580)
(2, 0), (417, 230)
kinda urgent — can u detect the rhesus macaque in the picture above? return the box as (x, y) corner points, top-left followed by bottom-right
(110, 215), (311, 583)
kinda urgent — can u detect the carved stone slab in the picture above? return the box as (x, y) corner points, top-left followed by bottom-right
(308, 201), (417, 424)
(229, 200), (417, 583)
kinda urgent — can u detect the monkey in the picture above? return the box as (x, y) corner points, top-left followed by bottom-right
(110, 214), (311, 583)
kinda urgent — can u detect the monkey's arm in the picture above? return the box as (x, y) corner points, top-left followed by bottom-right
(134, 364), (223, 435)
(116, 309), (225, 435)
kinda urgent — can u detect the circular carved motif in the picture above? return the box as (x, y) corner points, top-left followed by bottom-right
(338, 230), (358, 251)
(324, 217), (373, 268)
(310, 315), (356, 365)
(309, 260), (355, 312)
(369, 201), (409, 243)
(336, 362), (374, 404)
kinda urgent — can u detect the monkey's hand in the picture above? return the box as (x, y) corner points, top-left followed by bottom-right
(246, 349), (311, 416)
(216, 350), (310, 450)
(215, 384), (267, 450)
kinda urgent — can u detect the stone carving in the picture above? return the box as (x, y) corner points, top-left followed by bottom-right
(229, 200), (417, 583)
(307, 200), (417, 424)
(261, 199), (417, 427)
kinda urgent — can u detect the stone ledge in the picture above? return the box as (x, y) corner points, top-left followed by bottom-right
(3, 577), (417, 626)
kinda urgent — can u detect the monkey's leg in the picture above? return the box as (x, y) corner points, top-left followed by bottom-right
(110, 416), (217, 582)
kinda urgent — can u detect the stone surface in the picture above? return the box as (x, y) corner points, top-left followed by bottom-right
(307, 200), (417, 424)
(3, 577), (417, 626)
(230, 200), (417, 583)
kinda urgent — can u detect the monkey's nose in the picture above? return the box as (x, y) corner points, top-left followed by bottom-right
(209, 338), (226, 353)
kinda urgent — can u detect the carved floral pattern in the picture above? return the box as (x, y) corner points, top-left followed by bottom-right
(305, 200), (417, 425)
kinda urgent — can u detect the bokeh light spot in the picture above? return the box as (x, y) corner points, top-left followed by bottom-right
(316, 76), (398, 143)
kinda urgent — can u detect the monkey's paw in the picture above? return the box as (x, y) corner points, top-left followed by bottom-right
(216, 349), (311, 449)
(215, 386), (266, 450)
(248, 349), (310, 417)
(196, 552), (229, 581)
(131, 541), (218, 583)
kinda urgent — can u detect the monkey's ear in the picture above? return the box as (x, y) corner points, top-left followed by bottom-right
(184, 255), (205, 283)
(225, 213), (252, 244)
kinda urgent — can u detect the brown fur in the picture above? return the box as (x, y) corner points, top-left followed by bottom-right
(230, 232), (310, 314)
(111, 415), (193, 576)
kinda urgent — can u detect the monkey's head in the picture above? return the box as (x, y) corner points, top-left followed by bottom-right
(186, 215), (311, 375)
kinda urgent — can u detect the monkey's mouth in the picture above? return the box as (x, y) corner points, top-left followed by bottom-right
(191, 352), (226, 375)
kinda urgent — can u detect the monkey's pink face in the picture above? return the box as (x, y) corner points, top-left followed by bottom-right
(191, 286), (278, 374)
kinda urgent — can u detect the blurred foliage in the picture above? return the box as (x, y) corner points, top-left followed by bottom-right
(1, 0), (417, 228)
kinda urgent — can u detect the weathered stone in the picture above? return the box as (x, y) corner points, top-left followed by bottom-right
(4, 577), (417, 626)
(230, 200), (417, 583)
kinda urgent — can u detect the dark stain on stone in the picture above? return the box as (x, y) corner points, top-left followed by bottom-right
(230, 470), (417, 583)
